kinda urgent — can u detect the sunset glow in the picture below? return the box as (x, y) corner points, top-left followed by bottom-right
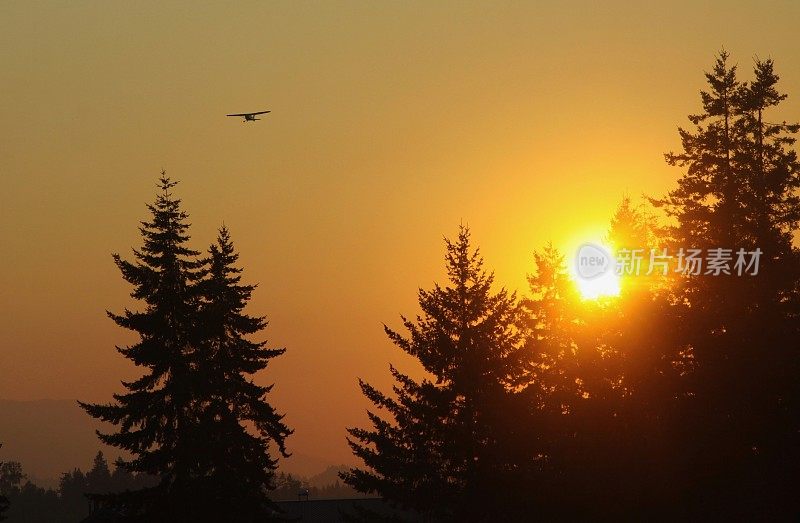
(569, 240), (621, 300)
(2, 3), (800, 520)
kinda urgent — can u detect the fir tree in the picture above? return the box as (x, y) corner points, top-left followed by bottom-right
(738, 57), (800, 249)
(342, 226), (531, 521)
(79, 172), (203, 518)
(193, 225), (291, 520)
(520, 245), (630, 518)
(86, 451), (113, 495)
(58, 468), (89, 521)
(660, 50), (744, 248)
(656, 52), (800, 517)
(519, 208), (691, 518)
(521, 244), (588, 414)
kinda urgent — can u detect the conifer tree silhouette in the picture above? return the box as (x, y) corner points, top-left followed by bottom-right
(192, 225), (291, 519)
(655, 52), (800, 517)
(79, 173), (206, 518)
(86, 451), (113, 495)
(80, 175), (290, 520)
(59, 466), (90, 521)
(342, 226), (530, 521)
(520, 244), (632, 518)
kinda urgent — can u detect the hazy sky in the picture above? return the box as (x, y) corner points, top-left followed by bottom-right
(2, 1), (800, 471)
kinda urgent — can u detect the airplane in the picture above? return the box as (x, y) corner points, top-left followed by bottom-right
(226, 110), (271, 122)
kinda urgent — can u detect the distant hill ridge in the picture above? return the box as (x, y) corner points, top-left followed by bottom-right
(0, 399), (106, 484)
(307, 464), (350, 488)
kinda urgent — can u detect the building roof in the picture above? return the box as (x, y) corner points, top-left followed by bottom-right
(275, 498), (416, 522)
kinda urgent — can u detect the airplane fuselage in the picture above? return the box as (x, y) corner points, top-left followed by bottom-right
(227, 110), (270, 122)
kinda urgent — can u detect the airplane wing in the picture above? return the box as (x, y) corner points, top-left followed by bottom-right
(226, 110), (270, 117)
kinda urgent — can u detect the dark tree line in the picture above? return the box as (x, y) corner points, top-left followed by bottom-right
(0, 445), (10, 521)
(343, 52), (800, 521)
(271, 472), (361, 501)
(0, 450), (152, 522)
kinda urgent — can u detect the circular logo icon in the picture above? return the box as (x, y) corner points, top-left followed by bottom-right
(575, 243), (612, 280)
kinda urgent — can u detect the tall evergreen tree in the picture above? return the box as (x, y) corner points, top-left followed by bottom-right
(738, 57), (800, 250)
(342, 226), (534, 521)
(193, 225), (291, 520)
(518, 205), (692, 518)
(655, 52), (800, 517)
(661, 50), (743, 249)
(79, 172), (203, 518)
(521, 245), (634, 518)
(521, 244), (588, 415)
(601, 200), (687, 515)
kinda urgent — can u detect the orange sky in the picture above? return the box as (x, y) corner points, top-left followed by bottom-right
(2, 1), (800, 472)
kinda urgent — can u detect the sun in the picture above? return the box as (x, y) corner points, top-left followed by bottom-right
(573, 263), (620, 300)
(565, 237), (621, 300)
